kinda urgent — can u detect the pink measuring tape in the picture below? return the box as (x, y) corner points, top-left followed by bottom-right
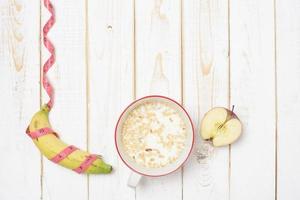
(51, 145), (78, 163)
(25, 0), (97, 174)
(26, 127), (57, 139)
(43, 0), (55, 110)
(73, 155), (99, 173)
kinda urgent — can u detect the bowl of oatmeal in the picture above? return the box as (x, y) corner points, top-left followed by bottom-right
(115, 95), (194, 187)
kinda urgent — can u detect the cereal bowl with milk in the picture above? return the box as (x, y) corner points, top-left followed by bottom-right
(115, 95), (194, 187)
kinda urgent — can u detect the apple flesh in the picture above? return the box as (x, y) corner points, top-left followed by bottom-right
(200, 107), (242, 147)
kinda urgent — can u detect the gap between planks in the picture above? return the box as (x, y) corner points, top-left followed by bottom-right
(39, 0), (43, 199)
(227, 0), (232, 199)
(133, 0), (137, 199)
(84, 0), (91, 199)
(133, 0), (137, 102)
(273, 0), (278, 199)
(180, 0), (184, 199)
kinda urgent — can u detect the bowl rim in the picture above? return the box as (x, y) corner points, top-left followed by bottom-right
(114, 95), (195, 177)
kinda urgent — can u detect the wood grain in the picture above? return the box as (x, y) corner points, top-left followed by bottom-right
(7, 0), (25, 72)
(41, 1), (88, 200)
(230, 0), (276, 199)
(182, 0), (230, 199)
(276, 0), (300, 199)
(135, 0), (182, 200)
(87, 0), (135, 200)
(0, 0), (41, 199)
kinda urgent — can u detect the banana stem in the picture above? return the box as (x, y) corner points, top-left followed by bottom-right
(41, 104), (50, 113)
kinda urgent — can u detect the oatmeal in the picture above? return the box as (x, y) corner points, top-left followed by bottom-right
(121, 102), (187, 168)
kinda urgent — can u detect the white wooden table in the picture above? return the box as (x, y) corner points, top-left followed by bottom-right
(0, 0), (299, 199)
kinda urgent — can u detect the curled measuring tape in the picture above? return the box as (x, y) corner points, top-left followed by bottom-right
(43, 0), (55, 110)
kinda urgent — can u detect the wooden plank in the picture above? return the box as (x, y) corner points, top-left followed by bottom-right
(135, 0), (182, 199)
(182, 0), (230, 199)
(276, 0), (300, 199)
(230, 0), (276, 199)
(0, 0), (41, 199)
(41, 1), (88, 199)
(87, 0), (135, 199)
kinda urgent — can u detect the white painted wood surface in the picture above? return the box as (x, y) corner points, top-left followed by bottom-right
(0, 0), (300, 200)
(276, 0), (300, 199)
(182, 0), (230, 199)
(87, 0), (135, 200)
(0, 0), (41, 199)
(230, 0), (276, 199)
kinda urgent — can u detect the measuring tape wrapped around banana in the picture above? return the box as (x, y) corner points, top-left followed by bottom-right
(26, 0), (112, 174)
(26, 105), (112, 174)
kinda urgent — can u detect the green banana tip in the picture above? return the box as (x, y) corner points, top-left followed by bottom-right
(104, 163), (113, 173)
(102, 161), (113, 174)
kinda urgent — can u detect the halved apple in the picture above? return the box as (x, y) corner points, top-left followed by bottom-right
(200, 107), (242, 147)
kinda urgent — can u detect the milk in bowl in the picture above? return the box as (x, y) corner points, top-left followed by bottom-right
(121, 102), (187, 168)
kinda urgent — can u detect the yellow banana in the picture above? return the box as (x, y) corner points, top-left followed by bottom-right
(27, 105), (112, 174)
